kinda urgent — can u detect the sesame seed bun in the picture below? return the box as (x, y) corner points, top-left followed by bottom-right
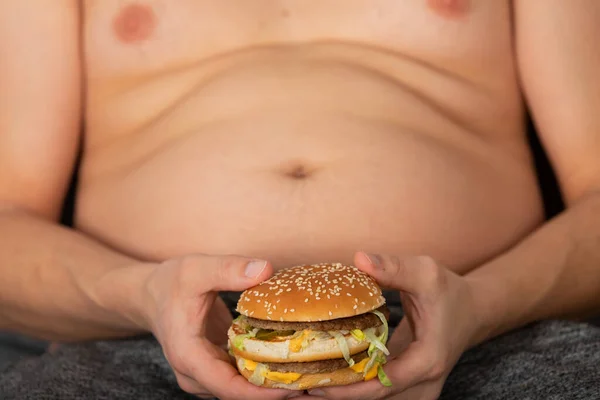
(236, 263), (386, 322)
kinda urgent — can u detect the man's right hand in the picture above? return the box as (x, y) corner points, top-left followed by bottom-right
(127, 255), (300, 400)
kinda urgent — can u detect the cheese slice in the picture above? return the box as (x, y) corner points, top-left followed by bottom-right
(349, 357), (379, 380)
(349, 357), (370, 373)
(263, 371), (302, 384)
(243, 359), (258, 371)
(364, 363), (379, 380)
(289, 330), (312, 352)
(241, 359), (302, 384)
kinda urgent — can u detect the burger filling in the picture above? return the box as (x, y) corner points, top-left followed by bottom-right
(243, 306), (389, 331)
(237, 349), (388, 386)
(230, 307), (392, 387)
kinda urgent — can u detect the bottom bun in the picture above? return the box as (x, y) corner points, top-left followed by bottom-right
(235, 355), (370, 390)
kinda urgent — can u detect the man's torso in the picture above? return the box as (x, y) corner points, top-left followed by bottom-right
(77, 0), (543, 272)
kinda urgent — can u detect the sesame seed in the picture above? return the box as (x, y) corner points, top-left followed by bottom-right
(353, 304), (358, 309)
(290, 309), (295, 313)
(329, 311), (332, 316)
(304, 298), (309, 303)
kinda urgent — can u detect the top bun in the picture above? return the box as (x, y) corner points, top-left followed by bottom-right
(236, 263), (385, 322)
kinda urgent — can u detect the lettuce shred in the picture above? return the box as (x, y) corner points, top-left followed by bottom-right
(364, 330), (390, 356)
(363, 349), (379, 378)
(371, 310), (389, 344)
(233, 328), (258, 350)
(328, 331), (355, 367)
(249, 363), (267, 386)
(363, 312), (392, 387)
(377, 365), (392, 387)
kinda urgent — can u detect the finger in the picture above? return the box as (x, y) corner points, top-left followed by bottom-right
(187, 254), (274, 293)
(387, 380), (443, 400)
(383, 340), (443, 390)
(204, 298), (233, 346)
(354, 252), (441, 294)
(189, 338), (294, 400)
(387, 318), (413, 356)
(311, 340), (435, 400)
(308, 379), (388, 400)
(175, 373), (211, 397)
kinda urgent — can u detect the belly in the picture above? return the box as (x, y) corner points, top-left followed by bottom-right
(78, 48), (543, 273)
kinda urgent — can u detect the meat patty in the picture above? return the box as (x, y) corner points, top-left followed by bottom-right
(245, 306), (389, 331)
(265, 351), (369, 374)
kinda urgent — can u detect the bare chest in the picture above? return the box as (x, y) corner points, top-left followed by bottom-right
(84, 0), (515, 81)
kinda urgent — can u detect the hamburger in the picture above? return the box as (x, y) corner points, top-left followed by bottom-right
(228, 263), (392, 390)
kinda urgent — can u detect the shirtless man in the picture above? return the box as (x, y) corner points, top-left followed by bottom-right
(1, 0), (600, 399)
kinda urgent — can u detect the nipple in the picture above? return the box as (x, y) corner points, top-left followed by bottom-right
(427, 0), (470, 19)
(113, 3), (157, 44)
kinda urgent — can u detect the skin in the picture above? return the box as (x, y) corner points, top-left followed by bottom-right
(0, 0), (599, 399)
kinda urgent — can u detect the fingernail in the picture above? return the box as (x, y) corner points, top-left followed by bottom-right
(245, 260), (267, 278)
(366, 253), (382, 268)
(308, 389), (325, 396)
(286, 392), (303, 399)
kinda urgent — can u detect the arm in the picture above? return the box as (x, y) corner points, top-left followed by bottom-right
(467, 0), (600, 344)
(0, 0), (146, 341)
(0, 6), (302, 397)
(311, 7), (600, 398)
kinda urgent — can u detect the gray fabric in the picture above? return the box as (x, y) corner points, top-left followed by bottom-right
(1, 292), (599, 399)
(441, 320), (600, 400)
(0, 335), (193, 400)
(0, 333), (47, 371)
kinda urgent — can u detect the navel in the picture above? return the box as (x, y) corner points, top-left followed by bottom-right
(427, 0), (470, 19)
(113, 3), (157, 44)
(286, 165), (309, 180)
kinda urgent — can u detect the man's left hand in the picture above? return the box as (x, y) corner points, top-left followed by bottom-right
(308, 252), (483, 400)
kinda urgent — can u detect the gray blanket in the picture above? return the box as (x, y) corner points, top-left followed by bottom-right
(1, 292), (599, 399)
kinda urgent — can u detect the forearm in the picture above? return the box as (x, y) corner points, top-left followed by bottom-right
(0, 209), (152, 341)
(466, 191), (600, 346)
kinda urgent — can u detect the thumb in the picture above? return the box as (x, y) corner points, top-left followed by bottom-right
(354, 252), (440, 294)
(387, 317), (414, 357)
(197, 255), (272, 292)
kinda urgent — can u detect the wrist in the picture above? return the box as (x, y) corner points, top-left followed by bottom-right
(464, 273), (512, 348)
(92, 261), (157, 333)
